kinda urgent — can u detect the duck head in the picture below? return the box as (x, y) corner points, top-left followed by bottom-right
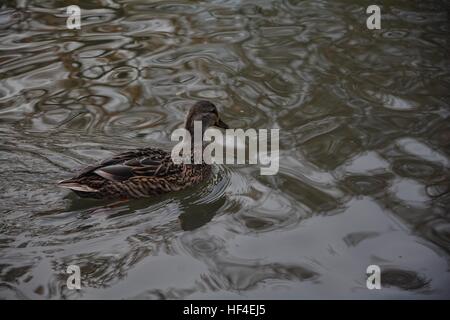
(184, 100), (229, 135)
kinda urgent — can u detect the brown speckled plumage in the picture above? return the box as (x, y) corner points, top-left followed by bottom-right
(58, 101), (228, 200)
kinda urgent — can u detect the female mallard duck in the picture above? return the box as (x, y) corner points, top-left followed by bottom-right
(58, 100), (229, 199)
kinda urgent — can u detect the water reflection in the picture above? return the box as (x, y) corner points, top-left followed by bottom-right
(0, 0), (449, 299)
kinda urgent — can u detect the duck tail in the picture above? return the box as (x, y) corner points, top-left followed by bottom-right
(57, 180), (99, 193)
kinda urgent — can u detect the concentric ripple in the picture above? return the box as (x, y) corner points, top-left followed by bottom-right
(381, 269), (430, 291)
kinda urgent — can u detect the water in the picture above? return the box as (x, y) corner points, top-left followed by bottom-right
(0, 0), (449, 299)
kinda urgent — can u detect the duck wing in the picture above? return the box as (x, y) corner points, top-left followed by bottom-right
(95, 152), (183, 182)
(61, 148), (183, 184)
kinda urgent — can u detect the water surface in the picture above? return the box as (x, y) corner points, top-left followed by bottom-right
(0, 0), (450, 299)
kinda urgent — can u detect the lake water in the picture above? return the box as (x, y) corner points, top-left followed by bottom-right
(0, 0), (449, 299)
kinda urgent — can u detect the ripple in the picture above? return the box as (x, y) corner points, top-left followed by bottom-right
(104, 111), (165, 133)
(381, 268), (430, 291)
(232, 183), (300, 233)
(103, 66), (139, 86)
(22, 88), (48, 100)
(215, 261), (319, 291)
(417, 218), (450, 252)
(343, 232), (379, 247)
(129, 2), (201, 15)
(76, 49), (107, 59)
(90, 24), (125, 34)
(381, 30), (409, 39)
(81, 65), (110, 80)
(392, 158), (442, 180)
(209, 30), (250, 43)
(191, 237), (222, 255)
(342, 175), (390, 195)
(426, 182), (449, 198)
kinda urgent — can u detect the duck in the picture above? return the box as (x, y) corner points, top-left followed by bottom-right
(58, 100), (229, 200)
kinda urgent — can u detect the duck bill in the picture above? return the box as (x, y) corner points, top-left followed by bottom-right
(216, 118), (229, 129)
